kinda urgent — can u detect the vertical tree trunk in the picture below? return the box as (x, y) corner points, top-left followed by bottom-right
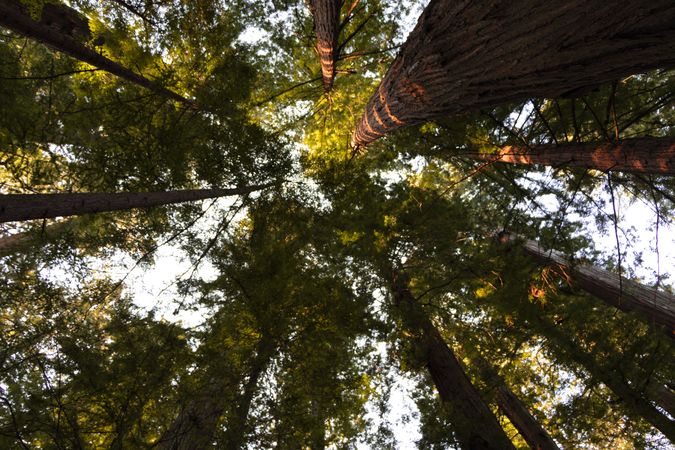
(0, 0), (192, 106)
(471, 353), (560, 450)
(466, 137), (675, 175)
(309, 0), (340, 92)
(352, 0), (675, 147)
(499, 232), (675, 339)
(391, 272), (515, 449)
(0, 184), (271, 223)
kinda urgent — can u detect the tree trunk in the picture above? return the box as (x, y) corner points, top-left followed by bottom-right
(647, 382), (675, 418)
(0, 184), (271, 223)
(309, 0), (340, 92)
(499, 232), (675, 339)
(391, 272), (515, 449)
(467, 137), (675, 175)
(352, 1), (675, 147)
(156, 388), (225, 450)
(471, 354), (560, 450)
(0, 0), (192, 106)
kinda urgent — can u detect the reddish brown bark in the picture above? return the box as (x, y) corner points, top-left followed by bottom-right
(469, 137), (675, 175)
(309, 0), (340, 92)
(392, 273), (515, 449)
(472, 354), (560, 450)
(0, 184), (270, 223)
(352, 1), (675, 147)
(0, 0), (192, 106)
(500, 233), (675, 339)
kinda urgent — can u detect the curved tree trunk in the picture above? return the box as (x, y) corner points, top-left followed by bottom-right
(309, 0), (340, 92)
(0, 0), (192, 106)
(0, 184), (271, 223)
(467, 137), (675, 175)
(391, 272), (515, 449)
(471, 353), (560, 450)
(352, 0), (675, 147)
(499, 232), (675, 339)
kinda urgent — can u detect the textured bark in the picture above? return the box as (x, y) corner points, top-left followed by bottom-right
(156, 389), (224, 450)
(352, 1), (675, 147)
(501, 233), (675, 339)
(647, 382), (675, 418)
(309, 0), (340, 92)
(472, 355), (560, 450)
(0, 0), (192, 106)
(392, 273), (515, 449)
(0, 184), (271, 223)
(468, 137), (675, 175)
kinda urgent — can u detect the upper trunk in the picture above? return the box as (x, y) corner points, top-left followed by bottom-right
(500, 232), (675, 339)
(352, 0), (675, 147)
(0, 185), (270, 223)
(310, 0), (340, 92)
(467, 137), (675, 175)
(391, 272), (515, 449)
(471, 353), (560, 450)
(0, 0), (193, 106)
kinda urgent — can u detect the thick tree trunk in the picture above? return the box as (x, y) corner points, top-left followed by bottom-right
(392, 272), (515, 449)
(156, 388), (224, 450)
(471, 354), (560, 450)
(352, 1), (675, 147)
(647, 382), (675, 418)
(309, 0), (340, 92)
(0, 0), (192, 106)
(0, 184), (270, 223)
(500, 233), (675, 339)
(468, 137), (675, 175)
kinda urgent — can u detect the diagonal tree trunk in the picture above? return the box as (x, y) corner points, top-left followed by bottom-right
(0, 0), (193, 106)
(0, 184), (271, 223)
(309, 0), (341, 92)
(499, 232), (675, 339)
(391, 271), (515, 449)
(470, 352), (560, 450)
(466, 137), (675, 175)
(352, 0), (675, 147)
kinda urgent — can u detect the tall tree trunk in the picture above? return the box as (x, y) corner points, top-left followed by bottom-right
(0, 0), (192, 106)
(309, 0), (340, 92)
(647, 382), (675, 418)
(222, 338), (274, 450)
(467, 137), (675, 175)
(499, 232), (675, 339)
(391, 271), (515, 449)
(471, 353), (560, 450)
(0, 184), (270, 223)
(156, 386), (225, 450)
(158, 337), (274, 450)
(352, 1), (675, 147)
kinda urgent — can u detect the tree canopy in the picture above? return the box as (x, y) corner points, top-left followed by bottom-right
(1, 0), (674, 448)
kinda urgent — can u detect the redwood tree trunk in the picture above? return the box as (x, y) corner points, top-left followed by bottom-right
(352, 1), (675, 147)
(500, 233), (675, 338)
(0, 184), (270, 223)
(0, 0), (192, 106)
(472, 354), (560, 450)
(310, 0), (340, 92)
(392, 273), (515, 449)
(468, 137), (675, 175)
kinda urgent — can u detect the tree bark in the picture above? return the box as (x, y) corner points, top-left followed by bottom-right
(471, 354), (560, 450)
(352, 0), (675, 147)
(499, 232), (675, 339)
(0, 0), (193, 106)
(309, 0), (340, 92)
(391, 272), (515, 449)
(0, 184), (271, 223)
(0, 219), (75, 254)
(467, 137), (675, 175)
